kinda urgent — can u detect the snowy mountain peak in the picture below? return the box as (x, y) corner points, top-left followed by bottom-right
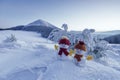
(26, 19), (56, 28)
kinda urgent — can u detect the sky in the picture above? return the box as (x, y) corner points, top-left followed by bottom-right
(0, 0), (120, 31)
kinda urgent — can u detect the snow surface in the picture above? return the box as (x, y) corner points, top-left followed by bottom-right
(0, 30), (120, 80)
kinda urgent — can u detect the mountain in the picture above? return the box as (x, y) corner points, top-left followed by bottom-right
(104, 34), (120, 44)
(0, 19), (61, 38)
(26, 19), (56, 28)
(0, 28), (4, 30)
(23, 19), (60, 38)
(5, 25), (24, 30)
(93, 30), (120, 44)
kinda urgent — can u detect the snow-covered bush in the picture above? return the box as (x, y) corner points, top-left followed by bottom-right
(81, 28), (95, 52)
(92, 40), (109, 59)
(80, 29), (113, 61)
(4, 34), (17, 43)
(48, 24), (68, 42)
(0, 34), (21, 49)
(48, 29), (65, 42)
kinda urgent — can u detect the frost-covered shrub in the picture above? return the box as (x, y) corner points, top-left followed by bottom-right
(48, 24), (68, 42)
(81, 28), (95, 52)
(0, 34), (21, 49)
(4, 34), (17, 43)
(92, 40), (110, 59)
(74, 28), (112, 60)
(48, 29), (66, 42)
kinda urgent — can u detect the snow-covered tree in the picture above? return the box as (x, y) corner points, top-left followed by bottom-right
(48, 29), (67, 42)
(48, 24), (69, 42)
(1, 34), (20, 49)
(81, 29), (95, 52)
(80, 28), (113, 61)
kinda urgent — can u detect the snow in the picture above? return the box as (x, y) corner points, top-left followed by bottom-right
(42, 61), (120, 80)
(0, 30), (120, 80)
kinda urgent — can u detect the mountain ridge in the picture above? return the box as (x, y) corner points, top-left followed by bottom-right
(0, 19), (61, 38)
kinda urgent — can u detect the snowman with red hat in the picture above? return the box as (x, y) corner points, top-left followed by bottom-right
(57, 36), (70, 60)
(73, 40), (87, 66)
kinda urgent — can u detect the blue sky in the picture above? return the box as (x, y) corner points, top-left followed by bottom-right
(0, 0), (120, 31)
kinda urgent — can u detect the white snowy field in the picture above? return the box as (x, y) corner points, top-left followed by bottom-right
(0, 30), (120, 80)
